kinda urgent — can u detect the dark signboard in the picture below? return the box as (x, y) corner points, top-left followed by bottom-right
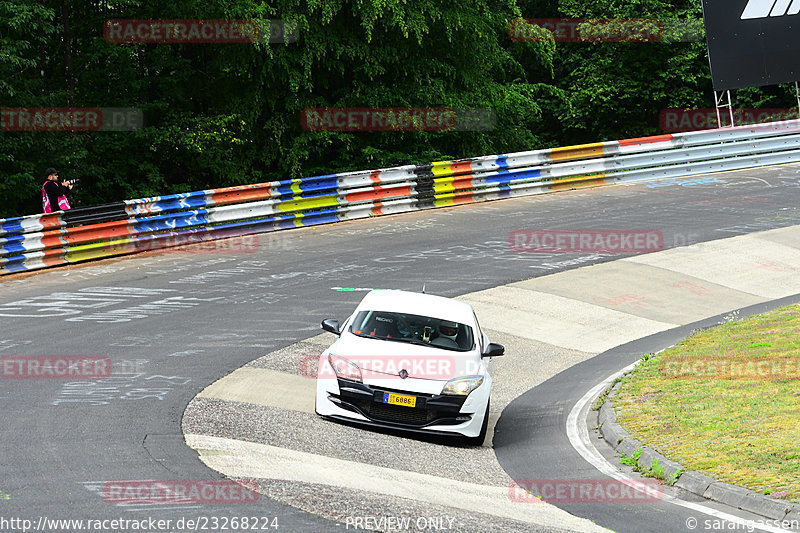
(702, 0), (800, 90)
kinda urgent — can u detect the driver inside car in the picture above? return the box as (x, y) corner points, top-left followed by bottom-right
(432, 320), (460, 349)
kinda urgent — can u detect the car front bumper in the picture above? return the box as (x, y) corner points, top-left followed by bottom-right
(315, 377), (489, 437)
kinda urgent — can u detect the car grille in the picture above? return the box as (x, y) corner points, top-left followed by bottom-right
(333, 380), (468, 427)
(355, 399), (438, 425)
(370, 402), (437, 424)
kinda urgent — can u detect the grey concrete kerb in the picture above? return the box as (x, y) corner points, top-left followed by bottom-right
(597, 378), (800, 522)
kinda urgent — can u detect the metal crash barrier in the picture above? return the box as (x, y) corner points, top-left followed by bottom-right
(3, 119), (800, 275)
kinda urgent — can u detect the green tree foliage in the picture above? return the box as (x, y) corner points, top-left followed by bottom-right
(1, 0), (561, 217)
(516, 0), (798, 143)
(0, 0), (795, 218)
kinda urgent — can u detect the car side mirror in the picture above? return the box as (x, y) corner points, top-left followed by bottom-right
(321, 318), (341, 335)
(482, 343), (504, 358)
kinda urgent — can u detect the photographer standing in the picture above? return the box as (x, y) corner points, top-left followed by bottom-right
(41, 167), (72, 213)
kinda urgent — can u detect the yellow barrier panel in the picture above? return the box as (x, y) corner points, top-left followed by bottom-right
(550, 174), (607, 191)
(549, 143), (606, 162)
(275, 195), (339, 213)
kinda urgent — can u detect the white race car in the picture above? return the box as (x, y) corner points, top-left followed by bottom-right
(314, 289), (504, 445)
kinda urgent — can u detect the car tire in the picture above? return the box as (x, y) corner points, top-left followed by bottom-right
(464, 400), (490, 446)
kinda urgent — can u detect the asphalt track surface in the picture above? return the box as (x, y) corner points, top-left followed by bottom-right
(2, 165), (800, 532)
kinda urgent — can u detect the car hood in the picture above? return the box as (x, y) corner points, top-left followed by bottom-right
(326, 334), (482, 392)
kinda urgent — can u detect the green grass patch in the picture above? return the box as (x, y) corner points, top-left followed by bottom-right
(593, 376), (624, 411)
(619, 447), (642, 467)
(617, 447), (683, 485)
(614, 303), (800, 502)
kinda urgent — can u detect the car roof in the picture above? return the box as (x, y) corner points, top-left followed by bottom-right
(355, 290), (475, 325)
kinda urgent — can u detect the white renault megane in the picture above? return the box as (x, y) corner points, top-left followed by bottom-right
(314, 289), (504, 445)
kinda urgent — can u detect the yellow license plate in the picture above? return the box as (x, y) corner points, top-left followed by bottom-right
(383, 392), (416, 408)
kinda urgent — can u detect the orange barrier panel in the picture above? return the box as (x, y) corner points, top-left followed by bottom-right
(344, 186), (413, 203)
(62, 220), (132, 244)
(210, 186), (273, 206)
(618, 134), (674, 146)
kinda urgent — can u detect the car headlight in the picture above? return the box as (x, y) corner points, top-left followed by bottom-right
(442, 375), (484, 396)
(328, 354), (362, 382)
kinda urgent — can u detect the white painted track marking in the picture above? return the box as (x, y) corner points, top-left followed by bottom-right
(566, 363), (794, 533)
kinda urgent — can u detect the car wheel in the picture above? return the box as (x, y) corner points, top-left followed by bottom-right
(464, 400), (490, 446)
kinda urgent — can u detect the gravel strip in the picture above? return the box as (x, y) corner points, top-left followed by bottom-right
(182, 330), (601, 532)
(184, 397), (511, 487)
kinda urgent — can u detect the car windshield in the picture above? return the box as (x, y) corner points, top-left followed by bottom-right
(348, 310), (474, 351)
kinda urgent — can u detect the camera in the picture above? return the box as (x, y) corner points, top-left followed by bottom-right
(63, 178), (80, 186)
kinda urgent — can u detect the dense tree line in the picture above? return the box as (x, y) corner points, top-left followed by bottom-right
(1, 0), (797, 218)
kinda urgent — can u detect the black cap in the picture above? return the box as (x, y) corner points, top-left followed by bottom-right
(45, 167), (58, 177)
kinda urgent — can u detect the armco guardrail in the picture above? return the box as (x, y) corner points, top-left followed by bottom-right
(3, 119), (800, 275)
